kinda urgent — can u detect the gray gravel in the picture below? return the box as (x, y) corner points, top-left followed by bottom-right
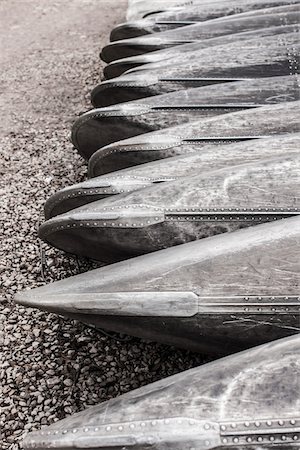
(0, 1), (209, 448)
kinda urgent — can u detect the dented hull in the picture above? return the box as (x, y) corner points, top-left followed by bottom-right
(104, 24), (299, 79)
(17, 219), (300, 352)
(88, 102), (300, 174)
(102, 6), (300, 62)
(38, 154), (300, 261)
(45, 134), (300, 219)
(72, 76), (299, 161)
(94, 32), (300, 106)
(112, 0), (300, 40)
(18, 335), (300, 449)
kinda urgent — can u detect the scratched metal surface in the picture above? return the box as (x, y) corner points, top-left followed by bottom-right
(102, 5), (299, 62)
(44, 133), (300, 218)
(105, 24), (298, 79)
(95, 31), (300, 107)
(72, 76), (300, 160)
(87, 101), (300, 174)
(38, 153), (300, 262)
(21, 336), (300, 449)
(112, 0), (300, 39)
(17, 219), (300, 352)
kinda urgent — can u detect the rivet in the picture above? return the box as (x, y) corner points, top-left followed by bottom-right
(244, 421), (250, 427)
(84, 428), (89, 432)
(141, 422), (146, 427)
(106, 426), (111, 432)
(204, 424), (210, 430)
(205, 440), (210, 446)
(278, 420), (284, 426)
(247, 437), (252, 443)
(293, 435), (298, 440)
(118, 426), (123, 431)
(62, 430), (67, 434)
(258, 436), (263, 442)
(221, 425), (226, 431)
(290, 420), (296, 425)
(266, 421), (272, 426)
(231, 423), (236, 428)
(255, 421), (261, 427)
(222, 438), (228, 444)
(282, 435), (287, 441)
(270, 436), (275, 441)
(130, 424), (135, 429)
(72, 429), (77, 433)
(233, 438), (239, 443)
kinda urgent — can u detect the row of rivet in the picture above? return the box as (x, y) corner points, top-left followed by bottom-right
(220, 417), (300, 444)
(221, 433), (299, 445)
(48, 203), (299, 213)
(220, 418), (298, 431)
(36, 418), (212, 436)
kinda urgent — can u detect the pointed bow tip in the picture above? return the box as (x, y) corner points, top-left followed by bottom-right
(15, 290), (38, 308)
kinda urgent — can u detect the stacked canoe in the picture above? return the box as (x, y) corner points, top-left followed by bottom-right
(17, 1), (300, 448)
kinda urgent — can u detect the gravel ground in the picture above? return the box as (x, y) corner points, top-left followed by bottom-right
(0, 1), (210, 448)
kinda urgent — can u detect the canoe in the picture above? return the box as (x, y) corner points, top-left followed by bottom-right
(21, 335), (300, 449)
(39, 154), (300, 261)
(94, 31), (300, 106)
(44, 134), (300, 219)
(72, 76), (299, 161)
(102, 5), (300, 62)
(104, 24), (298, 79)
(19, 335), (300, 449)
(88, 101), (300, 173)
(112, 0), (300, 40)
(17, 218), (300, 352)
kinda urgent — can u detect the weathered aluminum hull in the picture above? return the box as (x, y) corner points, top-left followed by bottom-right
(88, 102), (300, 174)
(104, 24), (298, 79)
(112, 0), (300, 40)
(17, 218), (300, 353)
(94, 32), (300, 106)
(102, 6), (299, 62)
(72, 76), (299, 161)
(44, 134), (300, 219)
(39, 154), (300, 262)
(19, 335), (300, 449)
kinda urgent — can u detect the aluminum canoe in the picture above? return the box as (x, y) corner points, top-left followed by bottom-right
(112, 0), (300, 40)
(94, 31), (300, 106)
(39, 154), (300, 261)
(87, 101), (300, 173)
(104, 24), (298, 79)
(19, 335), (300, 448)
(44, 133), (300, 219)
(17, 219), (300, 353)
(102, 5), (299, 62)
(72, 76), (299, 161)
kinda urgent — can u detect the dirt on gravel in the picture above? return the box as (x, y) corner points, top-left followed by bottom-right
(0, 1), (209, 449)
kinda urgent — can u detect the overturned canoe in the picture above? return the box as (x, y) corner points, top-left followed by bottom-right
(95, 32), (299, 105)
(89, 101), (300, 174)
(112, 0), (300, 40)
(72, 76), (299, 160)
(102, 5), (299, 62)
(45, 134), (300, 219)
(19, 335), (300, 448)
(39, 154), (300, 261)
(18, 218), (300, 352)
(104, 24), (298, 79)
